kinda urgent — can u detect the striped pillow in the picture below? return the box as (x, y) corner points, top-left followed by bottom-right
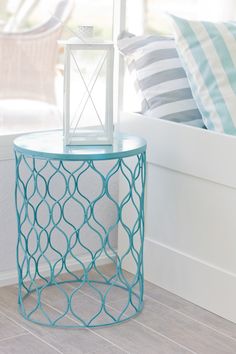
(170, 15), (236, 135)
(117, 32), (204, 127)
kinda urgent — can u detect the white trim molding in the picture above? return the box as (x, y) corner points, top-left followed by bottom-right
(144, 238), (236, 324)
(0, 253), (115, 288)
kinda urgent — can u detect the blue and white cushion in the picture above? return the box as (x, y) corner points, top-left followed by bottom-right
(117, 31), (204, 127)
(169, 15), (236, 134)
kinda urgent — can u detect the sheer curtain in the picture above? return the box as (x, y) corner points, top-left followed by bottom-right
(196, 0), (236, 21)
(125, 0), (236, 35)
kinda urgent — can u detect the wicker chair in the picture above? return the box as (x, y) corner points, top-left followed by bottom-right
(0, 0), (74, 103)
(0, 0), (74, 134)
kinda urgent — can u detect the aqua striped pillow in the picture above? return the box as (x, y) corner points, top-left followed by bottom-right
(170, 15), (236, 135)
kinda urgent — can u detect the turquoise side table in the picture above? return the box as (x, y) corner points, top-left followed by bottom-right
(14, 131), (146, 328)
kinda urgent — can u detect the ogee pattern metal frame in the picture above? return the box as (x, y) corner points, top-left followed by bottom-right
(15, 151), (146, 328)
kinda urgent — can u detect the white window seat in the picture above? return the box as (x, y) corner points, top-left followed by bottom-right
(0, 99), (62, 160)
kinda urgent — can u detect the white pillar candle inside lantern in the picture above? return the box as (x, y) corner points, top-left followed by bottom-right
(62, 38), (114, 145)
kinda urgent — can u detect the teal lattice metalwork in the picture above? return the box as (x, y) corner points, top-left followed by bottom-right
(14, 131), (146, 328)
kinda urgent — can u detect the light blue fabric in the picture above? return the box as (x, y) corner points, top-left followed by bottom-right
(170, 15), (236, 135)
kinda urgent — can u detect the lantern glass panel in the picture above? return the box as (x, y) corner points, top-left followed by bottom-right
(70, 49), (106, 129)
(64, 43), (113, 145)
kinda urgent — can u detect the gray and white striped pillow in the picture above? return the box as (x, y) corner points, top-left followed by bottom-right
(117, 32), (204, 128)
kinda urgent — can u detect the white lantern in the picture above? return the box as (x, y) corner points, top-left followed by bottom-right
(62, 38), (114, 145)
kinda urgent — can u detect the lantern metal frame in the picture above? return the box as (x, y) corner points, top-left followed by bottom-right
(62, 39), (114, 146)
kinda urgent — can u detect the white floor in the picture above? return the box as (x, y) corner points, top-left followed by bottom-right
(0, 264), (236, 354)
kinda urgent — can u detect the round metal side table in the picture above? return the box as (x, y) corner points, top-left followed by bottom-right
(14, 131), (146, 328)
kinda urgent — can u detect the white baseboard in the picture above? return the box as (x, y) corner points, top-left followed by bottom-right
(0, 253), (115, 288)
(121, 237), (236, 324)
